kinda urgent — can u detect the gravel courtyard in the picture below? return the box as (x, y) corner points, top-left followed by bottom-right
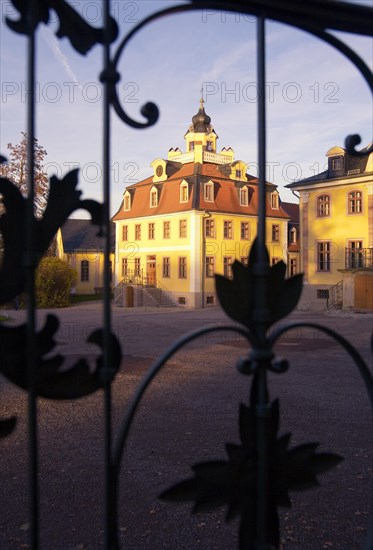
(1, 304), (372, 549)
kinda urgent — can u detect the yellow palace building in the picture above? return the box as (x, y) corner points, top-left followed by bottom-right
(112, 101), (292, 308)
(287, 143), (373, 311)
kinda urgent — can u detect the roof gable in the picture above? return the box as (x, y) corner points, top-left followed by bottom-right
(61, 219), (115, 252)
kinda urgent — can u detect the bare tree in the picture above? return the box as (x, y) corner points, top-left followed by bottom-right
(0, 133), (54, 267)
(0, 131), (49, 218)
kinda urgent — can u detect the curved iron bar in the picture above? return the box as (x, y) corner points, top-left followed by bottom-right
(269, 322), (373, 409)
(190, 0), (373, 36)
(107, 0), (372, 135)
(113, 323), (252, 472)
(269, 321), (373, 550)
(108, 4), (196, 128)
(110, 323), (252, 546)
(105, 3), (372, 547)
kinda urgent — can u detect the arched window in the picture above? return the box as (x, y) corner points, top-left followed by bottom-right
(317, 194), (330, 217)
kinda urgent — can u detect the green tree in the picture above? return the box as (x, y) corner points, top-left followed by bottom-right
(35, 257), (77, 308)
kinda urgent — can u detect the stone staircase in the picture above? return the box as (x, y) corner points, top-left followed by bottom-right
(142, 285), (176, 307)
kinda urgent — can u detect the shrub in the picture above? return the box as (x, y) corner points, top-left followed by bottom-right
(36, 257), (77, 308)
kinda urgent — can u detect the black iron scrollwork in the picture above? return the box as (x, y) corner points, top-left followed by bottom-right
(0, 168), (121, 432)
(1, 1), (372, 549)
(6, 0), (118, 54)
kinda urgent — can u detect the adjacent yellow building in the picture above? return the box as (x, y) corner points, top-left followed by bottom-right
(56, 219), (115, 295)
(112, 101), (293, 308)
(287, 144), (373, 311)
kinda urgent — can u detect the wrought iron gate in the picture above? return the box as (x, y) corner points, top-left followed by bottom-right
(0, 1), (372, 549)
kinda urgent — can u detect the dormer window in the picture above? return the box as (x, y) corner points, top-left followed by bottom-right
(290, 227), (297, 243)
(271, 191), (279, 209)
(204, 181), (214, 202)
(150, 188), (158, 207)
(236, 169), (242, 179)
(206, 140), (213, 151)
(123, 192), (131, 211)
(189, 141), (195, 151)
(151, 159), (167, 182)
(239, 186), (248, 206)
(180, 182), (189, 203)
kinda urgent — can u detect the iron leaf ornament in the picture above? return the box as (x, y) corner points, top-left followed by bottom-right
(0, 314), (121, 400)
(160, 394), (343, 549)
(0, 169), (103, 304)
(6, 0), (118, 54)
(215, 239), (303, 335)
(0, 168), (117, 436)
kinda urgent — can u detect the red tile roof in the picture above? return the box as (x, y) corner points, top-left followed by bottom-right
(112, 162), (289, 221)
(281, 201), (300, 223)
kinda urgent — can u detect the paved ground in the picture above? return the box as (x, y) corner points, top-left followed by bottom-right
(0, 304), (372, 549)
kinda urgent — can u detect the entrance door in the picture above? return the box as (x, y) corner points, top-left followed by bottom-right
(125, 285), (134, 307)
(354, 274), (373, 310)
(147, 255), (156, 286)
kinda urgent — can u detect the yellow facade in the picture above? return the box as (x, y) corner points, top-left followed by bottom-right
(301, 180), (371, 285)
(288, 145), (373, 310)
(113, 101), (292, 308)
(56, 223), (114, 295)
(65, 252), (109, 295)
(116, 212), (288, 307)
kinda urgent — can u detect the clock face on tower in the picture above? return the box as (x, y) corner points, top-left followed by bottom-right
(156, 165), (163, 177)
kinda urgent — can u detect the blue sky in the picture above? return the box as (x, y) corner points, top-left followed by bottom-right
(0, 0), (372, 216)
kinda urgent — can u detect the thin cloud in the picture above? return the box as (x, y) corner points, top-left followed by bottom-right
(40, 27), (83, 91)
(204, 41), (255, 82)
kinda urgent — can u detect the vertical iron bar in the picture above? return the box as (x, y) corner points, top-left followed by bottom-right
(255, 15), (269, 548)
(26, 2), (38, 548)
(257, 17), (266, 261)
(102, 0), (113, 548)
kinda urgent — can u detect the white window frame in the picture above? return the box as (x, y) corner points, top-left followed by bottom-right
(150, 189), (158, 208)
(239, 187), (248, 206)
(204, 182), (214, 202)
(123, 192), (131, 211)
(180, 183), (189, 203)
